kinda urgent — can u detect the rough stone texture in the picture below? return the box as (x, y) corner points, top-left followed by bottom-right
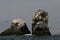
(0, 19), (31, 36)
(32, 9), (51, 36)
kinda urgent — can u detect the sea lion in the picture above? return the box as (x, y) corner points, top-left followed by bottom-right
(32, 9), (51, 36)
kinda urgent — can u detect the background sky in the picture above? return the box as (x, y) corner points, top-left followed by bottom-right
(0, 0), (60, 35)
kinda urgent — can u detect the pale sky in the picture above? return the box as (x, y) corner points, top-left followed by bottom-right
(0, 0), (60, 35)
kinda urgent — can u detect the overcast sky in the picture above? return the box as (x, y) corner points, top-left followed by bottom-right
(0, 0), (60, 35)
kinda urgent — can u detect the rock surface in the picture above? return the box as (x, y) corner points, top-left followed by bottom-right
(0, 19), (31, 36)
(32, 9), (51, 36)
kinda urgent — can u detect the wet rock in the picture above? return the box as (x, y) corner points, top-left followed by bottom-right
(32, 9), (51, 36)
(0, 19), (31, 36)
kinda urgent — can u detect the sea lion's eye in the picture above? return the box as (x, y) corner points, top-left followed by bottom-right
(16, 23), (18, 25)
(15, 23), (18, 26)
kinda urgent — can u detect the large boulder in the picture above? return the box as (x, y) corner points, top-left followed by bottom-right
(0, 18), (31, 36)
(32, 9), (51, 36)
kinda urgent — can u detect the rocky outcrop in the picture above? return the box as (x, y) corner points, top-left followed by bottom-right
(32, 9), (51, 36)
(0, 19), (31, 36)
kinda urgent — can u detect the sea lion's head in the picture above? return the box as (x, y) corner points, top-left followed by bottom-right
(11, 18), (26, 30)
(32, 9), (45, 22)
